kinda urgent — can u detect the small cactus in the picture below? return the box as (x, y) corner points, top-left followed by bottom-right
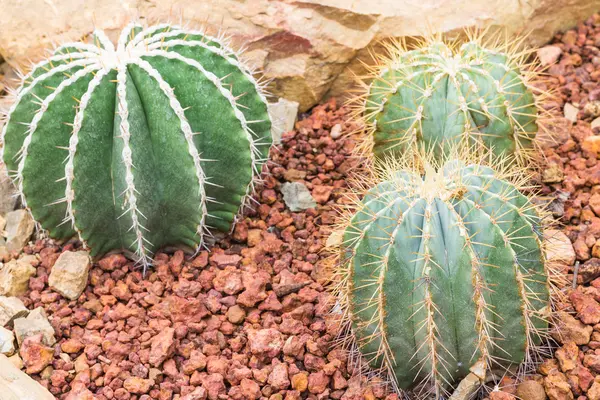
(350, 31), (550, 164)
(0, 23), (272, 267)
(330, 155), (557, 396)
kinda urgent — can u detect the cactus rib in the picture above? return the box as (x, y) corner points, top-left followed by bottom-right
(1, 22), (273, 268)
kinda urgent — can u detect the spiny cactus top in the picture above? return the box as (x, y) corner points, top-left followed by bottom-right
(0, 23), (272, 266)
(332, 158), (552, 396)
(351, 32), (547, 164)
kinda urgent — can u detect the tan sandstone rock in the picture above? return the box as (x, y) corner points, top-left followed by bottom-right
(48, 250), (91, 300)
(0, 256), (36, 296)
(0, 354), (54, 400)
(0, 0), (599, 111)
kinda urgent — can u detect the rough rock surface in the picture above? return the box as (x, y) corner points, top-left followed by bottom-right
(1, 1), (599, 111)
(0, 256), (36, 296)
(3, 210), (34, 253)
(0, 354), (54, 400)
(47, 251), (91, 301)
(0, 296), (28, 326)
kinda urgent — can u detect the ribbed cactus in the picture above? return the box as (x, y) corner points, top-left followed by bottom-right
(332, 158), (552, 396)
(0, 23), (272, 266)
(351, 32), (547, 164)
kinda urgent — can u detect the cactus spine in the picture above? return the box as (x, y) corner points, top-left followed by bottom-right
(1, 23), (272, 267)
(350, 31), (550, 164)
(331, 156), (554, 396)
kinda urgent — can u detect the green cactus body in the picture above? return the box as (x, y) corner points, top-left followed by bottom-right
(360, 39), (539, 163)
(1, 23), (272, 266)
(339, 160), (549, 395)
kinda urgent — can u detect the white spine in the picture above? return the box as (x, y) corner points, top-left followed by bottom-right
(0, 59), (102, 165)
(127, 23), (181, 49)
(116, 65), (151, 267)
(14, 65), (99, 213)
(147, 38), (269, 106)
(132, 58), (209, 249)
(54, 42), (103, 55)
(145, 50), (260, 174)
(92, 29), (115, 52)
(63, 69), (110, 245)
(117, 23), (143, 52)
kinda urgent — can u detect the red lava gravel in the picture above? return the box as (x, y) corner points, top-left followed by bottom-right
(7, 98), (398, 400)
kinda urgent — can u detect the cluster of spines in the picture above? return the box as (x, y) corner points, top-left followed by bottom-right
(347, 29), (556, 167)
(326, 151), (565, 398)
(0, 22), (274, 270)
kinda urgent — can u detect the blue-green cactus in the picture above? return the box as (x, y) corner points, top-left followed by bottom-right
(332, 157), (552, 396)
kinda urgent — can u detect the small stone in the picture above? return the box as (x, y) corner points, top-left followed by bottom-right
(283, 169), (307, 182)
(123, 377), (153, 394)
(592, 117), (600, 131)
(330, 123), (343, 139)
(0, 257), (36, 296)
(489, 392), (516, 400)
(589, 377), (600, 400)
(542, 164), (564, 183)
(48, 251), (91, 300)
(292, 373), (309, 392)
(555, 342), (578, 372)
(281, 182), (316, 212)
(311, 185), (333, 204)
(582, 135), (600, 156)
(564, 103), (579, 123)
(248, 328), (284, 358)
(570, 289), (600, 324)
(308, 371), (330, 394)
(584, 101), (600, 118)
(20, 334), (54, 374)
(240, 378), (261, 399)
(149, 327), (175, 367)
(537, 45), (562, 66)
(552, 311), (592, 345)
(0, 326), (15, 355)
(544, 230), (575, 269)
(543, 371), (574, 400)
(0, 296), (28, 326)
(4, 210), (34, 252)
(13, 307), (56, 346)
(213, 267), (243, 294)
(268, 97), (299, 144)
(61, 338), (84, 354)
(268, 362), (290, 389)
(226, 305), (246, 324)
(180, 387), (207, 400)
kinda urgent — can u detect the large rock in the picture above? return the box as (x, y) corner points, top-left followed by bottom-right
(0, 327), (15, 356)
(0, 354), (54, 400)
(0, 296), (28, 327)
(0, 256), (36, 296)
(3, 210), (34, 253)
(0, 1), (599, 111)
(13, 307), (55, 346)
(48, 251), (91, 300)
(0, 165), (17, 216)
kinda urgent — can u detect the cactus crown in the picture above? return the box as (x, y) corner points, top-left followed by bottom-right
(0, 23), (272, 268)
(329, 152), (559, 397)
(349, 30), (551, 165)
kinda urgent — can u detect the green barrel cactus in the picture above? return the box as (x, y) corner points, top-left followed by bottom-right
(332, 158), (551, 396)
(351, 33), (546, 164)
(0, 23), (272, 267)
